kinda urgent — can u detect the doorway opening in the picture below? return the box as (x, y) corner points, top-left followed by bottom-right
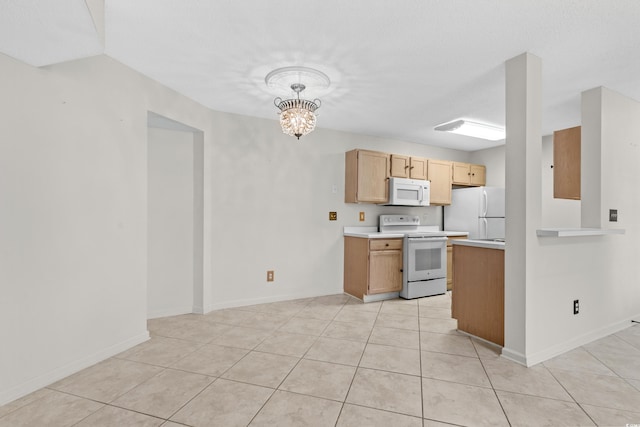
(147, 112), (204, 318)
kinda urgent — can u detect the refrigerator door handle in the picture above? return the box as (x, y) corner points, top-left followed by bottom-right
(481, 218), (488, 239)
(482, 190), (488, 217)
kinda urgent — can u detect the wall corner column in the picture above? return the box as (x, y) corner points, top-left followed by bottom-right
(580, 87), (603, 228)
(503, 52), (542, 366)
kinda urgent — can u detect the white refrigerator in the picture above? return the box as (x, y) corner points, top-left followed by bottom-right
(444, 187), (505, 239)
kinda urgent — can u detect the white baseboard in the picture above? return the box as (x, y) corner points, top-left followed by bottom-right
(501, 347), (528, 366)
(147, 306), (195, 319)
(0, 331), (150, 407)
(501, 315), (639, 367)
(363, 291), (400, 303)
(203, 288), (344, 314)
(524, 316), (637, 366)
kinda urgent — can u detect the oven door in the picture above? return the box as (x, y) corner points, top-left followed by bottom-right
(405, 237), (447, 282)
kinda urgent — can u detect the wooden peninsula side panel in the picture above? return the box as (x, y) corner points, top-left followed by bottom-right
(452, 244), (504, 346)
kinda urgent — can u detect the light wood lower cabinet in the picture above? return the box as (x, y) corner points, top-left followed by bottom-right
(452, 244), (504, 346)
(344, 237), (403, 300)
(446, 236), (467, 291)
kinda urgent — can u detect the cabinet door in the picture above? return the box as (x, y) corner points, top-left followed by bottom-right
(356, 150), (389, 203)
(368, 250), (402, 294)
(446, 245), (453, 291)
(409, 157), (428, 180)
(452, 162), (471, 185)
(469, 164), (486, 186)
(553, 126), (581, 200)
(427, 159), (452, 205)
(390, 154), (410, 178)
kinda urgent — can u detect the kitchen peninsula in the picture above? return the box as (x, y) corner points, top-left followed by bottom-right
(451, 240), (505, 346)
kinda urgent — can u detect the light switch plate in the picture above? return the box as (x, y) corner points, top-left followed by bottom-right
(329, 212), (337, 221)
(609, 209), (618, 222)
(359, 212), (365, 221)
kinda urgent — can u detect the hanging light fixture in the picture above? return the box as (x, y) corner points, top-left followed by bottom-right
(265, 66), (330, 140)
(273, 84), (321, 139)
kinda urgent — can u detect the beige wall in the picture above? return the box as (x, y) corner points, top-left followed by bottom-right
(0, 52), (470, 404)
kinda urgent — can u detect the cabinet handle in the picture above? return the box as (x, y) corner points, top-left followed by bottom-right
(400, 268), (403, 272)
(472, 173), (475, 176)
(468, 172), (471, 175)
(385, 243), (389, 247)
(405, 165), (409, 169)
(410, 166), (414, 169)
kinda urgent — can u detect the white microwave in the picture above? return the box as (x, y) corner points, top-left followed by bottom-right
(385, 177), (431, 206)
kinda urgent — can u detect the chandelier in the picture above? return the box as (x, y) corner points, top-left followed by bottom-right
(265, 66), (330, 140)
(273, 83), (321, 139)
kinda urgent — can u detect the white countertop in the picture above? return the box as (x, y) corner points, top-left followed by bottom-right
(451, 239), (505, 250)
(344, 226), (469, 239)
(536, 228), (625, 237)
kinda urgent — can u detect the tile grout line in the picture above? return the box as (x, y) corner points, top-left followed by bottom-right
(417, 296), (425, 422)
(244, 296), (350, 426)
(471, 326), (513, 426)
(335, 297), (383, 426)
(154, 299), (312, 425)
(146, 297), (317, 425)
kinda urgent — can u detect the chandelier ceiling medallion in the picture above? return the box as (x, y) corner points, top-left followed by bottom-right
(265, 66), (330, 140)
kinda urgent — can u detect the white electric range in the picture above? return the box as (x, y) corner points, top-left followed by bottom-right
(379, 215), (448, 299)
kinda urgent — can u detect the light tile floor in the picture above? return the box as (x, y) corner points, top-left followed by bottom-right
(2, 292), (640, 426)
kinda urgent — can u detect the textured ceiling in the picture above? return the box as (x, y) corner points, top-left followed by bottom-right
(0, 0), (102, 66)
(2, 1), (640, 151)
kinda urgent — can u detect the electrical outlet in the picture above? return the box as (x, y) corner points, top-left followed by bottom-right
(329, 211), (337, 221)
(573, 299), (579, 315)
(359, 212), (365, 222)
(267, 270), (274, 282)
(609, 209), (618, 222)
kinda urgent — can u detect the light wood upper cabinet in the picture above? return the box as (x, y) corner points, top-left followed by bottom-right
(452, 162), (486, 186)
(345, 149), (389, 203)
(409, 157), (428, 180)
(390, 155), (428, 180)
(553, 126), (581, 200)
(427, 159), (452, 205)
(345, 149), (487, 204)
(390, 154), (410, 178)
(452, 162), (469, 184)
(470, 164), (486, 186)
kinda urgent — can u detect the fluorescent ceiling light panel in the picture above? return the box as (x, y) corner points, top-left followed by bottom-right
(434, 119), (505, 141)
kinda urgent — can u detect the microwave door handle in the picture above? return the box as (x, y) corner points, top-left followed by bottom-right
(418, 186), (423, 203)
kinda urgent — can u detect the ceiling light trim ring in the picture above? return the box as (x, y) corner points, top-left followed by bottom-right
(265, 66), (331, 91)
